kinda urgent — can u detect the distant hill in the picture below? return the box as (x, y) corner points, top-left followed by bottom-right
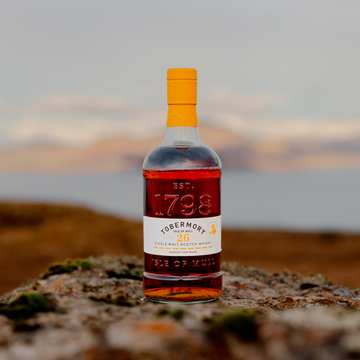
(0, 124), (359, 173)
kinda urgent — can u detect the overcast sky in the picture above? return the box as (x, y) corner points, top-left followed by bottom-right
(0, 0), (359, 147)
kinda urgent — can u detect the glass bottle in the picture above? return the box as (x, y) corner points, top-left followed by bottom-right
(143, 68), (222, 303)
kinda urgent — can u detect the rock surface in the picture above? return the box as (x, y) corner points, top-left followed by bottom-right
(1, 255), (360, 359)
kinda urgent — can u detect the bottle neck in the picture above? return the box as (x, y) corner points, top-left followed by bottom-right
(163, 104), (201, 147)
(166, 104), (198, 127)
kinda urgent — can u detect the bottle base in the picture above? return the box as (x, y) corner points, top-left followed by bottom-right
(143, 271), (222, 304)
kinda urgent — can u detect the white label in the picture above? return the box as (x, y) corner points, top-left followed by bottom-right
(144, 215), (221, 256)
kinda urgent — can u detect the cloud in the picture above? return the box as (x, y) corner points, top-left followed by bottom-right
(0, 90), (359, 148)
(199, 87), (360, 142)
(201, 87), (285, 113)
(0, 95), (166, 147)
(22, 95), (131, 117)
(8, 114), (165, 146)
(221, 117), (360, 141)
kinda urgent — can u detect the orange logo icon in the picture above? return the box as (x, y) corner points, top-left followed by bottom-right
(209, 224), (217, 235)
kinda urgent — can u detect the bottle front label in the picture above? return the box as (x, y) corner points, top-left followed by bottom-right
(144, 215), (221, 256)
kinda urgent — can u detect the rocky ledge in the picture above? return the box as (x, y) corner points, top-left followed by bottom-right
(1, 255), (360, 360)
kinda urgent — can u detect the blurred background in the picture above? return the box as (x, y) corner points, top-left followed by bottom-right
(0, 0), (360, 293)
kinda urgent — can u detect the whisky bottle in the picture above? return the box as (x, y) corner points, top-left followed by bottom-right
(143, 68), (222, 303)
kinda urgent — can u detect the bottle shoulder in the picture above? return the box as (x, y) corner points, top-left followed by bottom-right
(142, 143), (222, 171)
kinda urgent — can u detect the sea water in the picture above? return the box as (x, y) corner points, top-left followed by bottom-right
(0, 168), (359, 232)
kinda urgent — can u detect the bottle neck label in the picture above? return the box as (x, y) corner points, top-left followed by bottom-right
(166, 105), (198, 127)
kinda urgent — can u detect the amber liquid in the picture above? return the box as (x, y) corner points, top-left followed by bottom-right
(143, 169), (222, 303)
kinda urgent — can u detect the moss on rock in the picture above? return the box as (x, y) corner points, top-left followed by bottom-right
(0, 292), (52, 320)
(155, 307), (186, 321)
(41, 258), (92, 279)
(106, 268), (142, 281)
(207, 309), (258, 341)
(89, 293), (135, 307)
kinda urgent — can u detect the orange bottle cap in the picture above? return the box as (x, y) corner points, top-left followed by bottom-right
(166, 68), (198, 127)
(167, 68), (197, 105)
(167, 68), (197, 80)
